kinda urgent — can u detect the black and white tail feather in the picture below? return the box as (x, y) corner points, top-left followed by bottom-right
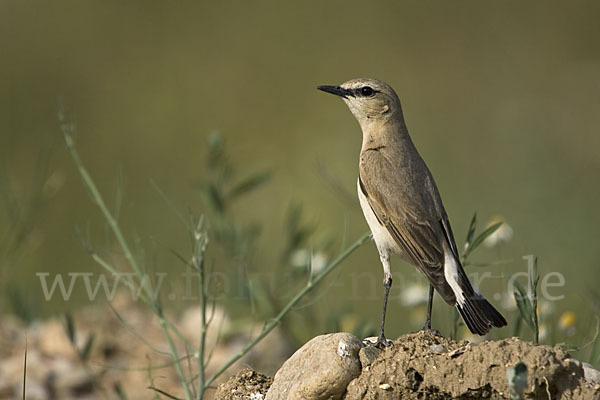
(444, 251), (507, 335)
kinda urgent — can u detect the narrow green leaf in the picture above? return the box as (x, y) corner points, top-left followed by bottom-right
(147, 386), (184, 400)
(228, 170), (272, 199)
(206, 132), (225, 169)
(513, 291), (528, 318)
(514, 280), (533, 314)
(514, 294), (534, 331)
(113, 382), (128, 400)
(465, 213), (478, 247)
(64, 313), (76, 343)
(530, 256), (539, 293)
(22, 338), (27, 400)
(80, 333), (95, 361)
(555, 342), (579, 352)
(464, 222), (502, 258)
(513, 280), (528, 303)
(201, 183), (224, 213)
(514, 280), (535, 331)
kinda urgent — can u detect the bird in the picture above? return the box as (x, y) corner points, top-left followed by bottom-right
(317, 78), (506, 347)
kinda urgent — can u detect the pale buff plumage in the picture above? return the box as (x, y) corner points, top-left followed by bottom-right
(318, 79), (506, 345)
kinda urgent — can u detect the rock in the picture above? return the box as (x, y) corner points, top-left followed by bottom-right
(52, 365), (94, 398)
(240, 326), (295, 377)
(34, 320), (78, 359)
(358, 345), (381, 367)
(265, 332), (362, 400)
(429, 344), (445, 354)
(583, 362), (600, 385)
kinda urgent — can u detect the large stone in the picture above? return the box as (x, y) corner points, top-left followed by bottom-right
(265, 332), (362, 400)
(582, 362), (600, 385)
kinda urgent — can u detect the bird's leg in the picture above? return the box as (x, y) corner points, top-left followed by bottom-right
(420, 283), (440, 336)
(376, 275), (393, 347)
(375, 253), (393, 348)
(422, 283), (434, 331)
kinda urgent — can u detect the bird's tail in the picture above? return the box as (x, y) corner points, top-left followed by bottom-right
(455, 288), (507, 335)
(445, 253), (507, 335)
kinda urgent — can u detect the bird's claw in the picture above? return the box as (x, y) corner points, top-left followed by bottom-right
(375, 336), (393, 348)
(420, 326), (441, 336)
(362, 335), (393, 348)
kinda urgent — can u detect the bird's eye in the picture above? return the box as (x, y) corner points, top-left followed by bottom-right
(361, 86), (375, 97)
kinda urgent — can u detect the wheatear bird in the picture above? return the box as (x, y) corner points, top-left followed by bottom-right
(318, 78), (506, 346)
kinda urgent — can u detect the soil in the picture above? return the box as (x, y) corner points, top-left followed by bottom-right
(214, 369), (273, 400)
(4, 296), (598, 399)
(0, 296), (292, 400)
(215, 330), (600, 400)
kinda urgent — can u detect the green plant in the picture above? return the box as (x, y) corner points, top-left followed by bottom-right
(513, 256), (539, 344)
(60, 113), (370, 399)
(461, 213), (503, 265)
(22, 338), (27, 400)
(588, 291), (600, 367)
(62, 312), (118, 397)
(195, 133), (336, 345)
(64, 313), (96, 362)
(449, 213), (503, 339)
(0, 137), (56, 321)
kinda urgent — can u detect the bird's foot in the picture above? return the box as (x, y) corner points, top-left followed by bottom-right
(362, 334), (393, 349)
(419, 325), (441, 337)
(376, 336), (393, 348)
(375, 334), (393, 348)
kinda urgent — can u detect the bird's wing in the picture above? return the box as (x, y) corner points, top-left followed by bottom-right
(359, 174), (443, 267)
(359, 148), (457, 302)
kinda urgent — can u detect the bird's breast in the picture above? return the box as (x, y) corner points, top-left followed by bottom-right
(356, 178), (401, 256)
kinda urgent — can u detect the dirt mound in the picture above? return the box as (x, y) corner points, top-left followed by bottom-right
(347, 330), (598, 399)
(215, 331), (600, 400)
(214, 368), (273, 400)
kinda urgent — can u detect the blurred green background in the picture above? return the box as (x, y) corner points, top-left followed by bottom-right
(2, 0), (600, 347)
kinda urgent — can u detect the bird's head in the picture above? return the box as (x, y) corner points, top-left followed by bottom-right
(317, 78), (403, 128)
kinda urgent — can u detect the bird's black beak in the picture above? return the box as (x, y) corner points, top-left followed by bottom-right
(317, 85), (354, 99)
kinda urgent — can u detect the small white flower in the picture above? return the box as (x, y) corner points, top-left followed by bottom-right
(484, 216), (513, 248)
(290, 249), (328, 275)
(538, 300), (555, 318)
(290, 249), (310, 267)
(538, 323), (549, 342)
(400, 283), (429, 306)
(500, 294), (518, 311)
(310, 252), (328, 275)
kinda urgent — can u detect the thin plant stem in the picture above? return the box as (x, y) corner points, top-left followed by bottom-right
(22, 337), (27, 400)
(197, 262), (206, 400)
(204, 231), (370, 388)
(532, 259), (539, 344)
(191, 217), (208, 400)
(61, 121), (194, 400)
(61, 113), (371, 398)
(91, 251), (196, 354)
